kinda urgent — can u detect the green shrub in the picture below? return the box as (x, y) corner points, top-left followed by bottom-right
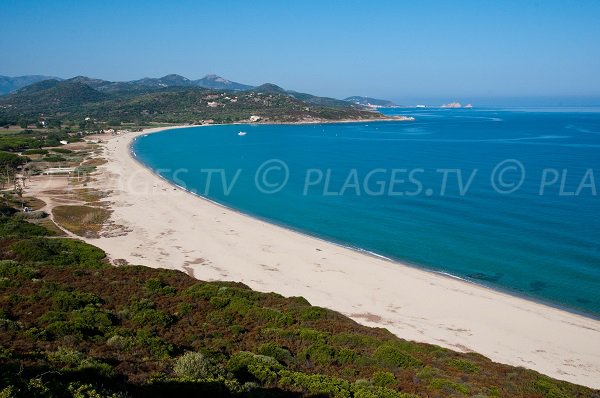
(299, 344), (335, 366)
(52, 290), (102, 311)
(0, 216), (52, 238)
(0, 386), (14, 398)
(0, 318), (21, 332)
(335, 348), (361, 365)
(22, 149), (49, 155)
(229, 325), (247, 336)
(257, 343), (292, 364)
(429, 378), (469, 395)
(12, 238), (106, 268)
(533, 376), (571, 398)
(144, 278), (176, 296)
(173, 351), (216, 379)
(48, 347), (114, 377)
(67, 382), (123, 398)
(209, 296), (230, 309)
(177, 303), (192, 316)
(130, 308), (173, 329)
(44, 305), (112, 339)
(50, 148), (73, 154)
(127, 298), (154, 313)
(372, 371), (396, 387)
(297, 327), (328, 344)
(447, 358), (480, 373)
(183, 283), (220, 299)
(106, 335), (136, 351)
(206, 310), (236, 328)
(226, 297), (254, 316)
(227, 352), (283, 384)
(300, 306), (327, 321)
(0, 260), (38, 280)
(69, 306), (113, 334)
(354, 384), (416, 398)
(414, 365), (442, 382)
(245, 306), (288, 325)
(42, 155), (66, 162)
(134, 330), (173, 359)
(47, 346), (86, 367)
(277, 370), (353, 397)
(374, 344), (422, 369)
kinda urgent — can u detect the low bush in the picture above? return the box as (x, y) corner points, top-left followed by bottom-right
(0, 260), (38, 280)
(447, 358), (481, 373)
(42, 155), (66, 162)
(12, 238), (106, 267)
(22, 149), (49, 155)
(173, 351), (216, 379)
(0, 216), (52, 238)
(50, 148), (73, 154)
(299, 344), (336, 366)
(429, 378), (469, 395)
(257, 343), (293, 365)
(183, 283), (220, 300)
(372, 371), (396, 387)
(48, 347), (114, 377)
(144, 278), (176, 296)
(227, 352), (283, 385)
(300, 306), (327, 321)
(130, 307), (173, 329)
(374, 344), (422, 369)
(52, 290), (102, 311)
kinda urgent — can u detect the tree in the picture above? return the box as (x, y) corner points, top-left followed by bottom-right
(14, 177), (25, 210)
(48, 119), (62, 129)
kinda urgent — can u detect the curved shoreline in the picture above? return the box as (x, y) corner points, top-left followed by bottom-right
(90, 124), (600, 388)
(131, 125), (600, 321)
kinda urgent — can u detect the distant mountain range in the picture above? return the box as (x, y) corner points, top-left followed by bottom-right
(0, 75), (62, 95)
(0, 74), (254, 95)
(0, 75), (398, 108)
(0, 74), (390, 125)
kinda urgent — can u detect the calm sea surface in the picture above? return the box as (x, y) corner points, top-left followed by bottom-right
(133, 108), (600, 317)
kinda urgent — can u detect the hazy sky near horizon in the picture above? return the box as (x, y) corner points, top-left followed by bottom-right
(1, 0), (600, 103)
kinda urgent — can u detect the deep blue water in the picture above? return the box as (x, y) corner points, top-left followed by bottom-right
(133, 108), (600, 317)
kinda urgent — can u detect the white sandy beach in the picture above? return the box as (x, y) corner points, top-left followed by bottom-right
(36, 126), (600, 388)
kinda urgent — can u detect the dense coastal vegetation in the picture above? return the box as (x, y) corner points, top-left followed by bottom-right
(0, 208), (597, 397)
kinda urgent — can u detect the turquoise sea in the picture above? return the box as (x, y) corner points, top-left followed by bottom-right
(132, 108), (600, 317)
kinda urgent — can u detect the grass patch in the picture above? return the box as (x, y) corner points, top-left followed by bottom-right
(52, 205), (110, 238)
(31, 218), (67, 236)
(73, 188), (108, 203)
(22, 196), (46, 211)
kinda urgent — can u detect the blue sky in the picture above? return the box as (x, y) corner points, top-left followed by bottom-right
(1, 0), (599, 104)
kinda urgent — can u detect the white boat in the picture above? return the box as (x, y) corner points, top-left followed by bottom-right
(238, 131), (247, 136)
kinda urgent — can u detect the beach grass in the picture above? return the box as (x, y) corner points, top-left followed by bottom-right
(52, 205), (110, 238)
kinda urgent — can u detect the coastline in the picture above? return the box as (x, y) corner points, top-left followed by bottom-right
(131, 127), (599, 322)
(87, 124), (599, 388)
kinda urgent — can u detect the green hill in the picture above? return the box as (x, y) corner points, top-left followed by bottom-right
(0, 77), (384, 125)
(0, 75), (62, 95)
(3, 80), (108, 114)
